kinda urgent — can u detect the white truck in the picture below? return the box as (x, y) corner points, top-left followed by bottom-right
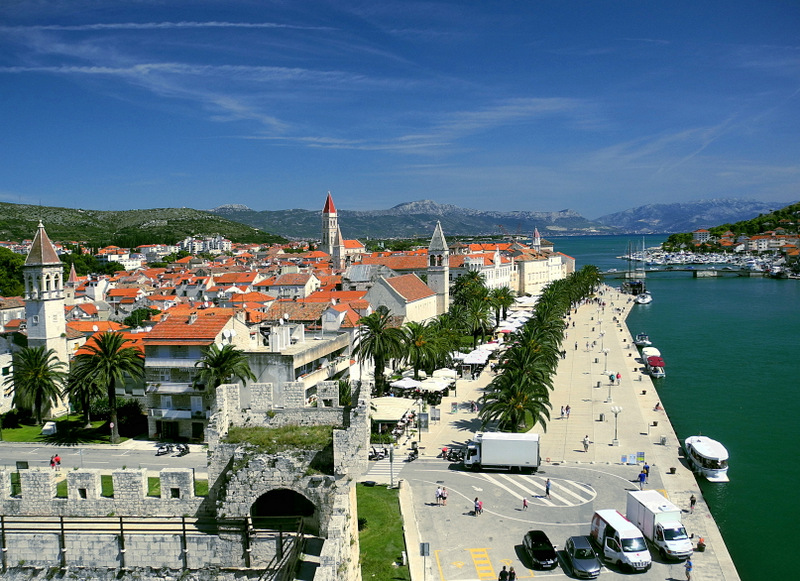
(590, 509), (652, 572)
(463, 432), (540, 472)
(626, 490), (693, 560)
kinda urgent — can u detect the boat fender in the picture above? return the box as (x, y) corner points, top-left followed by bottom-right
(546, 457), (551, 463)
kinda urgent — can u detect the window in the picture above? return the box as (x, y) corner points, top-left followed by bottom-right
(1, 367), (10, 377)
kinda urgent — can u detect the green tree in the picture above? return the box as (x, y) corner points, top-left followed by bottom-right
(464, 296), (492, 349)
(402, 321), (444, 380)
(194, 344), (256, 390)
(72, 332), (144, 444)
(5, 346), (67, 425)
(489, 286), (515, 326)
(64, 360), (106, 428)
(353, 307), (404, 396)
(0, 247), (25, 296)
(478, 364), (551, 432)
(123, 307), (161, 329)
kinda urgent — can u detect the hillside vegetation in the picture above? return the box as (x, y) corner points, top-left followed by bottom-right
(0, 202), (286, 247)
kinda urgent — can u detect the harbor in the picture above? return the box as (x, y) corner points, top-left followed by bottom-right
(375, 281), (740, 580)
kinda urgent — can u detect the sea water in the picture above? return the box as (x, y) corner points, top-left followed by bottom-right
(555, 234), (799, 580)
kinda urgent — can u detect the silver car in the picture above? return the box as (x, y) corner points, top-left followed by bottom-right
(565, 535), (602, 579)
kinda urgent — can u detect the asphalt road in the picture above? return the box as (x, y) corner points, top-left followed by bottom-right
(0, 443), (208, 474)
(397, 458), (696, 581)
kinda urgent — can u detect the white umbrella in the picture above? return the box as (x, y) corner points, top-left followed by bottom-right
(389, 377), (422, 389)
(419, 378), (449, 392)
(432, 368), (457, 379)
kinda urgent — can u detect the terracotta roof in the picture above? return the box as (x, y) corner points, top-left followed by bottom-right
(25, 221), (61, 266)
(264, 300), (328, 323)
(360, 254), (427, 271)
(273, 273), (314, 286)
(67, 320), (126, 334)
(0, 297), (25, 309)
(143, 310), (233, 344)
(75, 331), (145, 356)
(385, 274), (435, 302)
(304, 290), (367, 302)
(344, 239), (364, 249)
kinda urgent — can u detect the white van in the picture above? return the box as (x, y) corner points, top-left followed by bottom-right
(590, 509), (652, 572)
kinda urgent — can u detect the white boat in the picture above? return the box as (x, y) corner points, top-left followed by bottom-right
(634, 333), (652, 347)
(635, 291), (652, 304)
(685, 436), (729, 482)
(640, 347), (665, 378)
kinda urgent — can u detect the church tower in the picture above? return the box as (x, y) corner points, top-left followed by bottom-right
(427, 221), (450, 314)
(24, 221), (68, 366)
(321, 191), (338, 256)
(331, 223), (346, 271)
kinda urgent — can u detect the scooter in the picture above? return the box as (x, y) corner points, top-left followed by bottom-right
(175, 443), (190, 456)
(369, 447), (387, 461)
(406, 449), (419, 462)
(155, 443), (173, 456)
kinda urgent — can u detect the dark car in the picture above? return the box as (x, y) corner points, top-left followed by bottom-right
(523, 529), (558, 569)
(564, 535), (602, 579)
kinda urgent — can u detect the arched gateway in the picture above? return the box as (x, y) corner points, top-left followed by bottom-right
(251, 488), (319, 534)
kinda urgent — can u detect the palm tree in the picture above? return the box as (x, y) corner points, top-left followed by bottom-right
(452, 270), (487, 306)
(64, 359), (106, 428)
(464, 297), (492, 349)
(478, 365), (551, 432)
(402, 321), (443, 380)
(489, 286), (515, 326)
(353, 306), (404, 396)
(4, 346), (67, 425)
(194, 343), (256, 390)
(72, 332), (144, 444)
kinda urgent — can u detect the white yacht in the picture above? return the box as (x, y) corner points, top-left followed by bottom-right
(635, 291), (652, 305)
(685, 436), (729, 482)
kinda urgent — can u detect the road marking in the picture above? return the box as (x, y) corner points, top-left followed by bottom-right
(468, 548), (496, 580)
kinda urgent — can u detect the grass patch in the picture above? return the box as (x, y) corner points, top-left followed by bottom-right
(224, 424), (335, 454)
(56, 479), (67, 498)
(195, 479), (209, 497)
(148, 477), (160, 497)
(356, 484), (410, 581)
(100, 475), (114, 497)
(0, 415), (129, 445)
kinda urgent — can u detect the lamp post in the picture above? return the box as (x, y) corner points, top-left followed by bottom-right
(602, 347), (610, 375)
(416, 398), (424, 444)
(611, 406), (623, 446)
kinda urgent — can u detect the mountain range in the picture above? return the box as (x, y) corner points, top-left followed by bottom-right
(210, 198), (792, 239)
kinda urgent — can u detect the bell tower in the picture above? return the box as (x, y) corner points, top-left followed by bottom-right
(23, 221), (68, 365)
(321, 191), (338, 256)
(427, 221), (449, 314)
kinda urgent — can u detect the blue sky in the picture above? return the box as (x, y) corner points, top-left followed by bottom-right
(1, 1), (798, 218)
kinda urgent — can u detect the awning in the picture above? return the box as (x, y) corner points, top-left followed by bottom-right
(390, 377), (421, 389)
(463, 350), (490, 365)
(370, 397), (413, 422)
(647, 356), (666, 367)
(419, 379), (449, 392)
(432, 368), (457, 379)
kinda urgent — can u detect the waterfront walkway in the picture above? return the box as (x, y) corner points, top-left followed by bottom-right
(388, 284), (740, 581)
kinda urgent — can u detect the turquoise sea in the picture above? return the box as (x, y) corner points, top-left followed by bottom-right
(554, 235), (799, 581)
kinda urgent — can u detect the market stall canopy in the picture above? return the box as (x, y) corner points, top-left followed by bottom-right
(463, 350), (490, 365)
(370, 397), (413, 422)
(432, 368), (457, 380)
(390, 377), (422, 389)
(419, 378), (449, 392)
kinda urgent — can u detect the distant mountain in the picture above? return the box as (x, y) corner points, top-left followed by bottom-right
(210, 200), (615, 239)
(594, 199), (794, 234)
(0, 202), (286, 246)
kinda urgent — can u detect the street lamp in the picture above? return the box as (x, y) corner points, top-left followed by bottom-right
(416, 398), (424, 444)
(602, 348), (610, 375)
(611, 406), (623, 446)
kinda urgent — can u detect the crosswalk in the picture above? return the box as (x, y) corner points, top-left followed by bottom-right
(362, 458), (405, 484)
(477, 472), (597, 507)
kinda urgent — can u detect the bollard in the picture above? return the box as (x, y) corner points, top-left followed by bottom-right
(596, 381), (601, 388)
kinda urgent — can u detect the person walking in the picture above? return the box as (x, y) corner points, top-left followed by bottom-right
(684, 557), (693, 580)
(565, 405), (571, 419)
(474, 497), (480, 516)
(49, 456), (55, 470)
(54, 454), (61, 471)
(616, 372), (621, 384)
(643, 462), (650, 482)
(441, 487), (448, 506)
(689, 494), (697, 514)
(522, 497), (528, 510)
(638, 470), (647, 490)
(498, 565), (509, 581)
(545, 478), (551, 499)
(583, 435), (590, 452)
(508, 566), (517, 580)
(560, 406), (565, 419)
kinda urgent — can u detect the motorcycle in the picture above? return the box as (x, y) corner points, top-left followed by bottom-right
(369, 447), (387, 461)
(155, 443), (173, 456)
(406, 449), (419, 462)
(175, 443), (190, 456)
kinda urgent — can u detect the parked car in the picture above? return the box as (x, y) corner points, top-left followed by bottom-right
(565, 535), (602, 579)
(523, 529), (558, 569)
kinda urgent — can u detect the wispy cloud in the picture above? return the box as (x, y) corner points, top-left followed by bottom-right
(0, 21), (334, 32)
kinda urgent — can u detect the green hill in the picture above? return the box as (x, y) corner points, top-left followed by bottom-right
(0, 202), (286, 247)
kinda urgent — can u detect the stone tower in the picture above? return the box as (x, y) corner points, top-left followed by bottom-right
(23, 222), (69, 415)
(427, 221), (450, 314)
(321, 191), (338, 256)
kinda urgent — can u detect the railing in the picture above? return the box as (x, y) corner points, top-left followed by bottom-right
(257, 517), (305, 581)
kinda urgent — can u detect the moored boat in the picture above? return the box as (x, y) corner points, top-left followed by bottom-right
(684, 436), (729, 482)
(635, 291), (653, 304)
(640, 346), (665, 378)
(634, 333), (652, 347)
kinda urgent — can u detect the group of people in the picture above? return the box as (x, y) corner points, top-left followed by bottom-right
(434, 486), (448, 506)
(49, 454), (61, 470)
(497, 564), (517, 580)
(473, 497), (483, 515)
(559, 405), (571, 419)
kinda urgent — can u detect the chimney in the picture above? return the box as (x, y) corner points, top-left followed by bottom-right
(188, 312), (198, 325)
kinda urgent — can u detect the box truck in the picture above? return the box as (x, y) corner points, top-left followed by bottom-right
(463, 432), (540, 472)
(626, 490), (693, 560)
(590, 509), (652, 572)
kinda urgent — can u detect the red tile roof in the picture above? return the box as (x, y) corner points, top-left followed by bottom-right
(385, 274), (435, 302)
(143, 310), (234, 345)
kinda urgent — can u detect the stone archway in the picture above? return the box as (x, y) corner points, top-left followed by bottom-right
(251, 488), (319, 535)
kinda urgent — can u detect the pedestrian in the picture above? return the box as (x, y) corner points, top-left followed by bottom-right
(54, 454), (61, 471)
(684, 558), (693, 580)
(638, 470), (646, 490)
(643, 462), (650, 482)
(616, 372), (621, 384)
(478, 500), (483, 515)
(583, 435), (590, 452)
(508, 566), (517, 580)
(560, 406), (565, 419)
(498, 565), (509, 581)
(565, 405), (571, 419)
(689, 494), (697, 514)
(522, 497), (528, 510)
(545, 478), (551, 499)
(574, 341), (578, 350)
(474, 497), (480, 516)
(436, 486), (442, 506)
(441, 487), (448, 506)
(49, 455), (55, 470)
(585, 341), (589, 351)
